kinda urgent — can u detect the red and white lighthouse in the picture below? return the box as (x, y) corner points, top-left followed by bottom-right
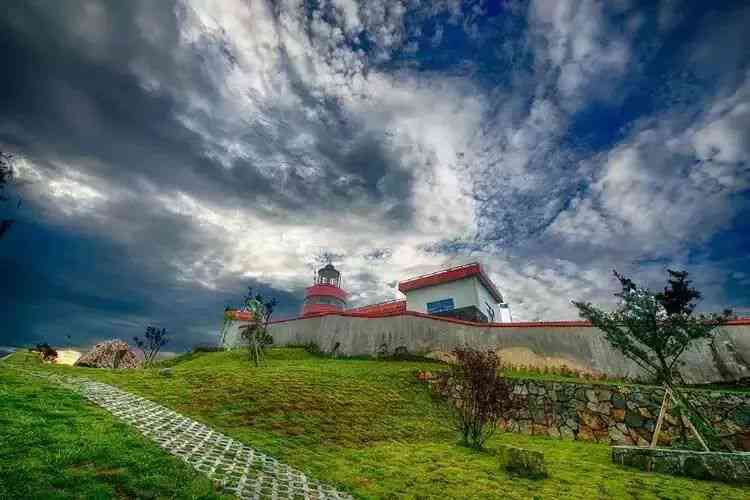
(301, 263), (348, 316)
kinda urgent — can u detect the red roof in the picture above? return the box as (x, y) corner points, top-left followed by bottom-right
(398, 262), (503, 303)
(270, 311), (750, 328)
(346, 299), (407, 316)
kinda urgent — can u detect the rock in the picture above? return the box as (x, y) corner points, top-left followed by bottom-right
(638, 407), (654, 419)
(612, 395), (627, 409)
(503, 446), (548, 479)
(560, 426), (575, 439)
(159, 368), (174, 377)
(625, 412), (644, 428)
(75, 340), (139, 369)
(585, 389), (597, 402)
(612, 409), (626, 422)
(575, 388), (587, 402)
(578, 425), (595, 441)
(518, 421), (532, 435)
(548, 426), (561, 438)
(597, 389), (612, 401)
(579, 411), (605, 431)
(532, 424), (548, 436)
(587, 401), (613, 414)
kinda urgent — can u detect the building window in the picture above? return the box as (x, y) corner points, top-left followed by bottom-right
(485, 302), (495, 322)
(427, 298), (454, 314)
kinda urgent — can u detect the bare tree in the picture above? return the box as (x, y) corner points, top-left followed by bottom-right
(441, 347), (516, 449)
(133, 326), (170, 367)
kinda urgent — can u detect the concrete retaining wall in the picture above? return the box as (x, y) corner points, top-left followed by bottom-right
(222, 313), (750, 384)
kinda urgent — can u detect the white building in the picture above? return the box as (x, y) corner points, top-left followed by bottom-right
(398, 262), (511, 323)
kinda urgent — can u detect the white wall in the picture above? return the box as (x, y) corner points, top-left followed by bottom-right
(498, 304), (512, 323)
(230, 316), (750, 384)
(404, 276), (511, 322)
(474, 277), (501, 322)
(404, 276), (480, 314)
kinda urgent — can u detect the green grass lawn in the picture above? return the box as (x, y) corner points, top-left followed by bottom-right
(0, 360), (231, 500)
(4, 348), (749, 499)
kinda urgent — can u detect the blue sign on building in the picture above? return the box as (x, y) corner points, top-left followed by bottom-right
(427, 298), (455, 314)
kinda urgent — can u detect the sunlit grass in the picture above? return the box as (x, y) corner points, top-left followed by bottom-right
(0, 359), (230, 500)
(4, 348), (748, 499)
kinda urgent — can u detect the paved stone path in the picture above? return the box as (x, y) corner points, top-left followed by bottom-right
(29, 372), (353, 500)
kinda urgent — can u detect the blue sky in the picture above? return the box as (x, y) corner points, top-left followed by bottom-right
(1, 0), (749, 350)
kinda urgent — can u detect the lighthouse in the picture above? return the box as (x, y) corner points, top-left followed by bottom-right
(301, 263), (348, 316)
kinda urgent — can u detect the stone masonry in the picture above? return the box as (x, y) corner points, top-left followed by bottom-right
(431, 376), (750, 451)
(612, 446), (750, 484)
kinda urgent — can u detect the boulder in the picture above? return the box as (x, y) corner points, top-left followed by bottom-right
(503, 446), (548, 479)
(75, 340), (139, 369)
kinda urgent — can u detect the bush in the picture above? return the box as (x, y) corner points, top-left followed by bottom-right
(304, 342), (322, 356)
(33, 343), (58, 362)
(447, 347), (515, 449)
(191, 345), (224, 353)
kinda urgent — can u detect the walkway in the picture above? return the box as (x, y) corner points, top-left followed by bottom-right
(30, 372), (353, 500)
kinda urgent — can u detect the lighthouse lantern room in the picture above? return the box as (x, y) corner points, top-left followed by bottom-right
(301, 264), (348, 316)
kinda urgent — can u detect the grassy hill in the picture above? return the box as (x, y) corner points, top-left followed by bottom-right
(2, 348), (749, 499)
(0, 360), (230, 499)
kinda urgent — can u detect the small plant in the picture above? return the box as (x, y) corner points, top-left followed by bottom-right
(304, 342), (322, 356)
(133, 326), (170, 367)
(447, 347), (515, 449)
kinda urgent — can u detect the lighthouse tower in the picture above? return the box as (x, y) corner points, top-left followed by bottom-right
(301, 263), (348, 316)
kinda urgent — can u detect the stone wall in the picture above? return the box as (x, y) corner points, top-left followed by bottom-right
(612, 446), (750, 484)
(222, 313), (750, 383)
(431, 376), (750, 451)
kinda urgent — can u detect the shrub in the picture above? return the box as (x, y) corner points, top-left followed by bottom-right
(33, 343), (58, 362)
(447, 347), (515, 449)
(191, 345), (224, 353)
(304, 342), (322, 356)
(238, 288), (277, 367)
(133, 327), (170, 367)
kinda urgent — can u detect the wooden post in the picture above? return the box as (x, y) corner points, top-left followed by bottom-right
(650, 386), (670, 448)
(667, 386), (710, 452)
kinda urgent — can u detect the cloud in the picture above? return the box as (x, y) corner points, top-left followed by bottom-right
(548, 71), (750, 256)
(1, 1), (749, 350)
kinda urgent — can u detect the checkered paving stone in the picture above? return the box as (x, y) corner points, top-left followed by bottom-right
(29, 372), (353, 500)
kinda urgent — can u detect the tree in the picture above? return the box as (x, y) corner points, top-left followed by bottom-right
(573, 270), (734, 450)
(0, 151), (16, 239)
(239, 288), (277, 367)
(442, 347), (515, 449)
(133, 326), (170, 367)
(573, 270), (732, 385)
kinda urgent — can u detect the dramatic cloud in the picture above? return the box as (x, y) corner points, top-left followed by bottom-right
(1, 0), (749, 350)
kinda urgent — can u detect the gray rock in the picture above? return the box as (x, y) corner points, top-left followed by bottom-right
(503, 446), (548, 479)
(625, 412), (644, 428)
